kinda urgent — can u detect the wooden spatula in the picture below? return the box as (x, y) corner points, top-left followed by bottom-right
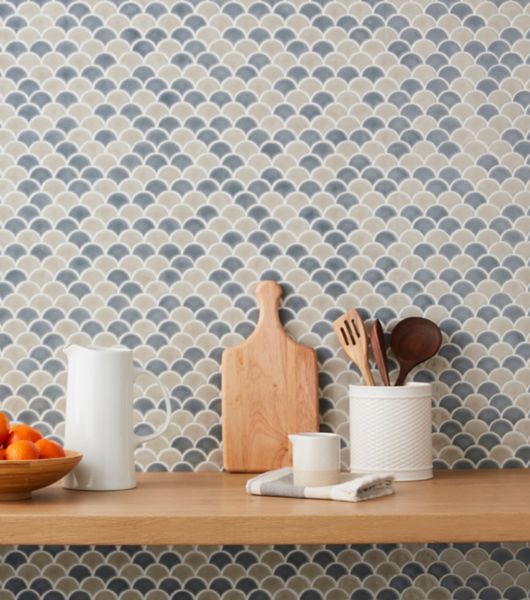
(333, 309), (375, 386)
(370, 319), (390, 386)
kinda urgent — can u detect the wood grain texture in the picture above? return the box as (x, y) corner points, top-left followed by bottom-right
(221, 281), (319, 472)
(391, 316), (442, 386)
(370, 319), (390, 386)
(332, 309), (375, 385)
(0, 451), (82, 500)
(0, 471), (530, 544)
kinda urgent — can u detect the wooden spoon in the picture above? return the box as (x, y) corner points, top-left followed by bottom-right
(333, 309), (375, 386)
(390, 317), (442, 386)
(370, 319), (390, 386)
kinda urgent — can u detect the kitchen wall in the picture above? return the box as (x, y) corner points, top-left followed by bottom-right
(0, 0), (529, 597)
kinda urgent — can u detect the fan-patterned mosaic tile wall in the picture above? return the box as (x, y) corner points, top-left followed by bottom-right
(3, 544), (530, 599)
(0, 0), (529, 597)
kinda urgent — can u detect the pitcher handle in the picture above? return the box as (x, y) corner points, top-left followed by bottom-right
(133, 367), (172, 448)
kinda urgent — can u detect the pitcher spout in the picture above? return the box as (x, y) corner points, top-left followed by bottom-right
(63, 344), (83, 360)
(64, 344), (131, 359)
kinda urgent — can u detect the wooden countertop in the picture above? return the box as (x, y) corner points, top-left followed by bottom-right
(1, 470), (529, 545)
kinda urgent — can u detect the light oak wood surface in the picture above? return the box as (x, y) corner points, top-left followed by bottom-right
(1, 470), (530, 544)
(221, 281), (319, 472)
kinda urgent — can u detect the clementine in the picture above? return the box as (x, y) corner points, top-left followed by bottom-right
(35, 438), (65, 459)
(5, 424), (42, 446)
(5, 440), (39, 460)
(0, 448), (5, 460)
(0, 412), (9, 446)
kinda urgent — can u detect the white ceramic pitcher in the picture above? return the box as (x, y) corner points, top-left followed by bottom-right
(63, 345), (172, 491)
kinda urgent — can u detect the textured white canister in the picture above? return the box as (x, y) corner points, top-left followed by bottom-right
(349, 382), (433, 481)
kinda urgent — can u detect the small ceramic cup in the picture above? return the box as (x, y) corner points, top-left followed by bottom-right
(288, 432), (341, 487)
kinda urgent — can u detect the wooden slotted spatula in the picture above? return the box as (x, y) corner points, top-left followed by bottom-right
(333, 309), (375, 386)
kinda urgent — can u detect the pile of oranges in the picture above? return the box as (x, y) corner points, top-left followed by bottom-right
(0, 412), (65, 461)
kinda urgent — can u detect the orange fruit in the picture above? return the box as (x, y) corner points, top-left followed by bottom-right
(5, 424), (42, 447)
(0, 448), (5, 460)
(35, 438), (65, 459)
(5, 440), (39, 460)
(0, 412), (9, 446)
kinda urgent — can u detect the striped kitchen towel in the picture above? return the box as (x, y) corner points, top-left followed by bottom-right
(246, 468), (395, 503)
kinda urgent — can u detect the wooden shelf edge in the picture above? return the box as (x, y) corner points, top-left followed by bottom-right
(3, 514), (530, 545)
(0, 470), (529, 544)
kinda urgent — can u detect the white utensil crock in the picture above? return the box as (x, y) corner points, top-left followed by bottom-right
(349, 382), (433, 481)
(288, 432), (340, 486)
(63, 345), (172, 491)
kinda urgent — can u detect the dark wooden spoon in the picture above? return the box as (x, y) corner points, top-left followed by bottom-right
(370, 319), (390, 386)
(390, 317), (442, 386)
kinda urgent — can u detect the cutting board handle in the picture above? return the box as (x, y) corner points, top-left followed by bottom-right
(256, 281), (282, 327)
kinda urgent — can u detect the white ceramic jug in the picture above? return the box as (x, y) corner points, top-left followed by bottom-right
(63, 345), (172, 491)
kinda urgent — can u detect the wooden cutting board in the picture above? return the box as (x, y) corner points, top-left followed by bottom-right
(222, 281), (319, 472)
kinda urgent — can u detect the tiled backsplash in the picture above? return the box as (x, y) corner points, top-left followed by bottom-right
(0, 0), (529, 597)
(2, 543), (530, 600)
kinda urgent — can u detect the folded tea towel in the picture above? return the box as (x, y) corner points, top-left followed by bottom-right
(246, 468), (394, 503)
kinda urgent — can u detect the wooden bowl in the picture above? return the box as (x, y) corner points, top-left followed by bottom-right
(0, 450), (82, 500)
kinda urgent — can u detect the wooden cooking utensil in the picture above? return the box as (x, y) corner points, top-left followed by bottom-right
(390, 316), (442, 386)
(332, 309), (375, 386)
(222, 281), (319, 472)
(370, 319), (390, 386)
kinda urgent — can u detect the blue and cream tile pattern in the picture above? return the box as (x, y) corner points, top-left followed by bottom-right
(3, 544), (530, 599)
(0, 0), (529, 596)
